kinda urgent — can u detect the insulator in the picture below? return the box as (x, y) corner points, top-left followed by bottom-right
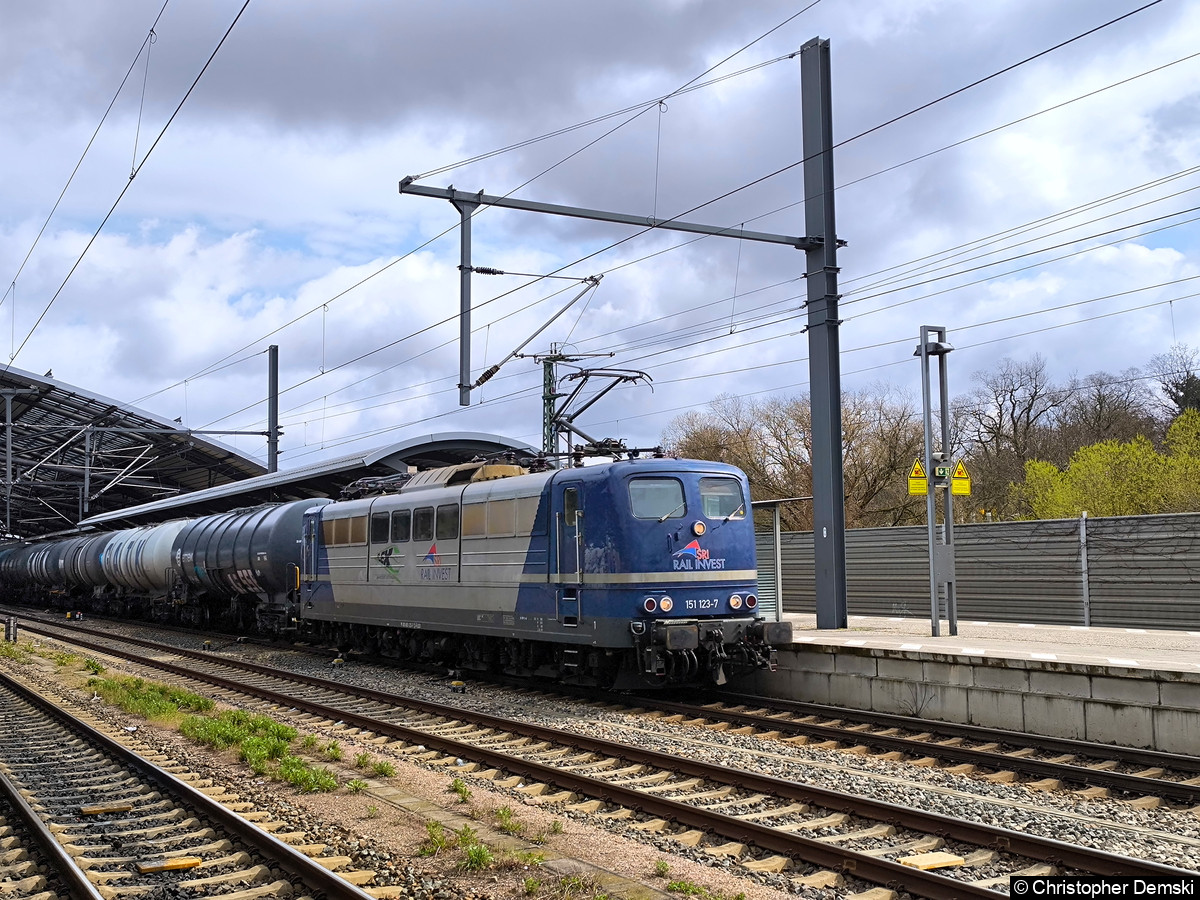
(475, 364), (502, 386)
(472, 266), (505, 275)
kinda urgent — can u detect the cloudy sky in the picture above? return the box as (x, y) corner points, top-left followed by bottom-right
(1, 0), (1197, 468)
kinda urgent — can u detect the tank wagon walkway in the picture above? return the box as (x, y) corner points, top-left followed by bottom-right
(750, 615), (1200, 754)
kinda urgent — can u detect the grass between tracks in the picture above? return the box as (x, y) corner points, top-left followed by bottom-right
(86, 674), (339, 792)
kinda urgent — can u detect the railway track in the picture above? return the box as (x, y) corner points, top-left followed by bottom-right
(0, 666), (383, 900)
(0, 761), (87, 900)
(21, 610), (1200, 805)
(623, 692), (1200, 805)
(16, 617), (1197, 899)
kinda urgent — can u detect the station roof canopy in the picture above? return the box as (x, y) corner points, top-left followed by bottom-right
(0, 365), (265, 539)
(78, 431), (539, 530)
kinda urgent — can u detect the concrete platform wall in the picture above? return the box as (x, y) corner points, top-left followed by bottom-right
(748, 645), (1200, 755)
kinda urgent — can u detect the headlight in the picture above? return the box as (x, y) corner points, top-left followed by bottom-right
(692, 521), (706, 536)
(729, 594), (742, 609)
(659, 596), (674, 612)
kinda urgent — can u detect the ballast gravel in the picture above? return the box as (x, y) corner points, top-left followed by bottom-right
(27, 619), (1200, 892)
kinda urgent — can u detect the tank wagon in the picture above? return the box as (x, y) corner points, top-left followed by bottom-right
(0, 457), (791, 689)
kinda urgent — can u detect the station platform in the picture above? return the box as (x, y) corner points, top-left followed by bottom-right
(743, 615), (1200, 755)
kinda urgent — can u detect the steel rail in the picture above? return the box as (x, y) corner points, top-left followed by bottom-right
(709, 690), (1200, 774)
(632, 696), (1200, 803)
(0, 743), (106, 900)
(0, 668), (378, 900)
(26, 621), (1194, 894)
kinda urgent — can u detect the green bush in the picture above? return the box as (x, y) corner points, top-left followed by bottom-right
(0, 642), (30, 663)
(180, 714), (245, 750)
(460, 842), (494, 871)
(277, 755), (338, 792)
(418, 821), (451, 857)
(495, 806), (524, 835)
(90, 676), (214, 722)
(239, 734), (291, 773)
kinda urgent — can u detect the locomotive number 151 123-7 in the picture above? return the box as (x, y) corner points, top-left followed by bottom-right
(685, 597), (721, 611)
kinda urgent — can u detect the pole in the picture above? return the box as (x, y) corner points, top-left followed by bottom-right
(82, 427), (92, 519)
(1080, 511), (1091, 626)
(773, 503), (784, 623)
(937, 342), (957, 634)
(801, 38), (847, 629)
(543, 357), (557, 456)
(4, 393), (11, 534)
(267, 344), (279, 473)
(451, 196), (479, 406)
(916, 325), (956, 637)
(918, 330), (939, 636)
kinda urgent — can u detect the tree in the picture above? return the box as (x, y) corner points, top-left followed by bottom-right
(1021, 409), (1200, 518)
(956, 355), (1066, 515)
(839, 384), (926, 526)
(1148, 344), (1200, 418)
(1051, 368), (1161, 458)
(663, 393), (811, 529)
(662, 385), (926, 530)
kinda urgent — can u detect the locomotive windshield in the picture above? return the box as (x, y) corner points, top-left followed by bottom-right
(699, 477), (745, 518)
(628, 478), (686, 519)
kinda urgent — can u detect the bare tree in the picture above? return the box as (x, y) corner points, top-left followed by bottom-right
(958, 355), (1066, 515)
(841, 384), (926, 526)
(1053, 368), (1160, 456)
(663, 385), (926, 530)
(1148, 344), (1200, 418)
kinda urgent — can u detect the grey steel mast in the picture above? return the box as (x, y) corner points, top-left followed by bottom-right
(801, 37), (847, 629)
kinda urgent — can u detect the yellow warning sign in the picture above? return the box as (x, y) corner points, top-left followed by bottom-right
(907, 458), (927, 496)
(951, 459), (971, 496)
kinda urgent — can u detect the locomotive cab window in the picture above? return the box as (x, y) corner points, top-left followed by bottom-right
(563, 488), (579, 526)
(699, 477), (745, 518)
(436, 504), (460, 540)
(370, 512), (390, 544)
(628, 478), (686, 520)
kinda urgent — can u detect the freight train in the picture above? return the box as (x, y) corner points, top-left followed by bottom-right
(0, 456), (791, 689)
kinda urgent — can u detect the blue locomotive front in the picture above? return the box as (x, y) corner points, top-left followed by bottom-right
(300, 457), (791, 688)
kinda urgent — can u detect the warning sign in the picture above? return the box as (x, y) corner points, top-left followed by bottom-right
(907, 458), (927, 496)
(952, 459), (972, 496)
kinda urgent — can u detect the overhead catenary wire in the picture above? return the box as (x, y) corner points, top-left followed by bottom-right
(184, 2), (832, 424)
(166, 1), (1175, 457)
(263, 263), (1200, 454)
(2, 0), (172, 317)
(168, 0), (1157, 423)
(5, 0), (252, 371)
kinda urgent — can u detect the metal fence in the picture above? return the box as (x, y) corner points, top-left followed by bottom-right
(755, 512), (1200, 630)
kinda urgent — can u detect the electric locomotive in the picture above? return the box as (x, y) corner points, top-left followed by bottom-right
(302, 455), (790, 687)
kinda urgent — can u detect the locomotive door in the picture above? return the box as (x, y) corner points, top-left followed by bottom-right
(556, 483), (583, 627)
(302, 514), (319, 583)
